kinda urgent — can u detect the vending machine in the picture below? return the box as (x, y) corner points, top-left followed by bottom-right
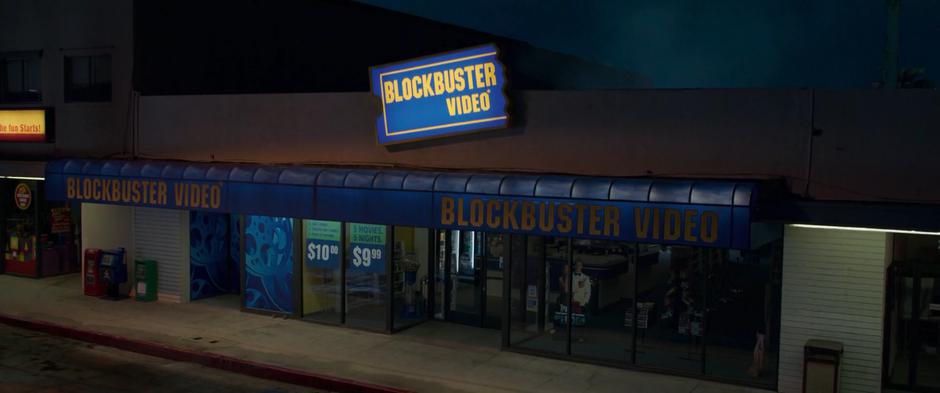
(83, 248), (104, 296)
(100, 248), (127, 300)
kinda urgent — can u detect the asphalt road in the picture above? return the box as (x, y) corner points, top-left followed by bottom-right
(0, 324), (324, 393)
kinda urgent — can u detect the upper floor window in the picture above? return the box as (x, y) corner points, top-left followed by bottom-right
(1, 51), (42, 104)
(65, 54), (111, 102)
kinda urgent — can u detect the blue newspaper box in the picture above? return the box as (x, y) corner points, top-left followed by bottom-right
(100, 248), (127, 300)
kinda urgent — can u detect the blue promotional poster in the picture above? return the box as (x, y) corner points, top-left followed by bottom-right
(189, 212), (232, 300)
(347, 223), (386, 273)
(244, 215), (294, 314)
(370, 44), (508, 145)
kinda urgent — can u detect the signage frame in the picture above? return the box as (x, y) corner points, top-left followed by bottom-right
(14, 182), (32, 210)
(0, 107), (55, 143)
(369, 44), (509, 146)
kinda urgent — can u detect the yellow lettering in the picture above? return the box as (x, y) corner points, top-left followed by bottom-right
(683, 210), (698, 242)
(111, 180), (120, 202)
(470, 199), (484, 227)
(538, 203), (555, 232)
(82, 179), (92, 200)
(480, 92), (490, 111)
(652, 208), (660, 240)
(634, 208), (650, 239)
(67, 178), (76, 199)
(147, 181), (156, 204)
(200, 184), (210, 208)
(457, 198), (469, 226)
(701, 211), (719, 243)
(463, 65), (475, 89)
(558, 204), (573, 233)
(421, 74), (433, 98)
(521, 201), (536, 231)
(575, 204), (588, 234)
(131, 180), (141, 203)
(173, 183), (184, 206)
(121, 180), (131, 202)
(484, 62), (497, 86)
(189, 184), (200, 207)
(441, 197), (455, 225)
(454, 68), (465, 91)
(383, 81), (395, 104)
(433, 71), (444, 95)
(444, 69), (456, 93)
(158, 182), (167, 205)
(401, 77), (413, 100)
(92, 179), (102, 200)
(605, 206), (620, 237)
(503, 201), (519, 230)
(589, 205), (602, 236)
(664, 208), (681, 241)
(446, 97), (457, 116)
(486, 200), (500, 229)
(411, 76), (423, 98)
(474, 64), (485, 89)
(210, 185), (221, 209)
(100, 179), (110, 201)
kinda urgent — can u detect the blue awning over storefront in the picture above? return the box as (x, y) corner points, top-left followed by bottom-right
(46, 159), (757, 249)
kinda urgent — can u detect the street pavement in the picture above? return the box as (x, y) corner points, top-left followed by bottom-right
(0, 274), (769, 393)
(0, 324), (322, 393)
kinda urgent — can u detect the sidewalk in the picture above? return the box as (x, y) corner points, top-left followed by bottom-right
(0, 275), (768, 393)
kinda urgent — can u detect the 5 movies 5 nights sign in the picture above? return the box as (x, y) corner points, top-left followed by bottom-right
(370, 44), (508, 145)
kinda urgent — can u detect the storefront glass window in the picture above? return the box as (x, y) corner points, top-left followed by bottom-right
(635, 245), (705, 373)
(887, 233), (940, 389)
(243, 215), (294, 314)
(392, 226), (429, 330)
(345, 222), (388, 331)
(510, 236), (567, 355)
(1, 180), (72, 278)
(302, 219), (343, 324)
(570, 240), (636, 364)
(703, 230), (781, 385)
(484, 234), (507, 329)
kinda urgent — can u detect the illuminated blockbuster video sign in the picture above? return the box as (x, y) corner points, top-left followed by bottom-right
(370, 44), (509, 145)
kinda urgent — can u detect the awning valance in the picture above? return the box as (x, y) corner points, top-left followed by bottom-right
(47, 159), (756, 249)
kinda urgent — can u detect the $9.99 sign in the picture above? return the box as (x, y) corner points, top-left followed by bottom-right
(348, 223), (386, 273)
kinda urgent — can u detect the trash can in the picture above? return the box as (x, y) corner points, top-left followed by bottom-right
(803, 339), (843, 393)
(134, 260), (157, 302)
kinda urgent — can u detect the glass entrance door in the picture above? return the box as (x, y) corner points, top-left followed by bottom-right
(434, 229), (504, 328)
(887, 261), (940, 391)
(446, 229), (484, 325)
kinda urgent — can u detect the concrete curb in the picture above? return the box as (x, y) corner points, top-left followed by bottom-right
(0, 313), (413, 393)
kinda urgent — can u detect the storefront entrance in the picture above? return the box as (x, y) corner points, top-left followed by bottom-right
(885, 234), (940, 392)
(434, 230), (503, 329)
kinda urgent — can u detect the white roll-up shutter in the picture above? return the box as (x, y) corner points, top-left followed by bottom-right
(133, 207), (189, 302)
(778, 226), (888, 393)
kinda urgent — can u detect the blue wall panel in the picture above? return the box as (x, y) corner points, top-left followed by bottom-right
(244, 215), (294, 313)
(190, 211), (232, 300)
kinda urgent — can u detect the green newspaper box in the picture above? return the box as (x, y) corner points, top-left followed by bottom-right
(134, 260), (157, 302)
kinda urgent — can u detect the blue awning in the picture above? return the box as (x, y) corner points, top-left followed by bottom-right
(46, 159), (756, 249)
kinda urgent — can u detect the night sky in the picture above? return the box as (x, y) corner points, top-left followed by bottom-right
(357, 0), (940, 88)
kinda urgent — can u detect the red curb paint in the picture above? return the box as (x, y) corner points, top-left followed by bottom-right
(0, 313), (413, 393)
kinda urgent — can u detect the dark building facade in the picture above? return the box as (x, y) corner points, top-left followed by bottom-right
(2, 1), (940, 392)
